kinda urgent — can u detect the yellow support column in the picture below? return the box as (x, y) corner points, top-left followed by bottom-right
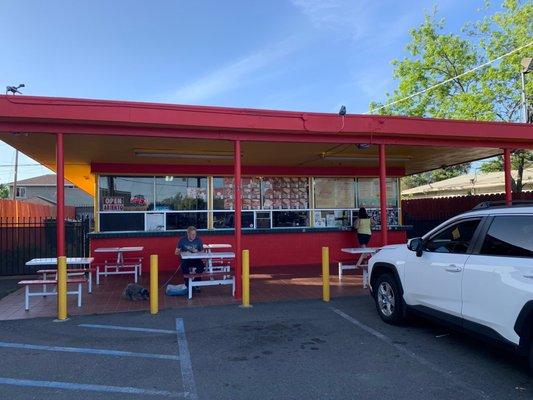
(322, 247), (330, 302)
(150, 254), (158, 315)
(241, 249), (251, 308)
(57, 256), (67, 320)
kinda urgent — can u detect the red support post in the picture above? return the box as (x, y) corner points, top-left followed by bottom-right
(56, 133), (65, 256)
(504, 148), (512, 206)
(234, 140), (242, 299)
(379, 144), (388, 246)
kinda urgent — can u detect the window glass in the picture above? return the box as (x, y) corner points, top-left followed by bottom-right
(213, 211), (254, 229)
(263, 177), (308, 209)
(100, 213), (144, 232)
(480, 216), (533, 258)
(166, 212), (207, 230)
(314, 178), (354, 209)
(99, 176), (154, 211)
(425, 219), (481, 254)
(256, 212), (271, 229)
(213, 177), (234, 210)
(155, 176), (207, 211)
(357, 178), (398, 208)
(242, 178), (262, 210)
(272, 211), (309, 228)
(314, 210), (351, 228)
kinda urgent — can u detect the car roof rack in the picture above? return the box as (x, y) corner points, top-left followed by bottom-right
(472, 200), (533, 210)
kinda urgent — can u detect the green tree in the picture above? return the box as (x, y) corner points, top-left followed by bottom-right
(479, 150), (533, 191)
(0, 184), (8, 198)
(401, 164), (470, 190)
(371, 0), (533, 192)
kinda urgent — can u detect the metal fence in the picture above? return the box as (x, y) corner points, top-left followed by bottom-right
(0, 217), (91, 276)
(402, 192), (533, 238)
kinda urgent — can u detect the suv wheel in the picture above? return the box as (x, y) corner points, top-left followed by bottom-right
(374, 274), (406, 324)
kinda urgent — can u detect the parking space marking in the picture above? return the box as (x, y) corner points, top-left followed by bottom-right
(176, 318), (198, 400)
(0, 341), (180, 361)
(330, 307), (490, 400)
(79, 323), (176, 334)
(0, 377), (183, 397)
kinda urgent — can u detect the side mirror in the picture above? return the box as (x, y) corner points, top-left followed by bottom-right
(408, 238), (424, 257)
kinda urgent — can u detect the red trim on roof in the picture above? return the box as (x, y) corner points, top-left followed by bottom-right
(0, 95), (531, 148)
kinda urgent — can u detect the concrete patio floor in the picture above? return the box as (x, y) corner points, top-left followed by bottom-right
(0, 265), (366, 320)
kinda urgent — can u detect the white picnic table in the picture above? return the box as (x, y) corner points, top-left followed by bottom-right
(339, 247), (380, 288)
(93, 246), (144, 284)
(180, 251), (235, 299)
(25, 257), (94, 267)
(25, 257), (94, 294)
(93, 246), (144, 265)
(203, 243), (232, 250)
(202, 243), (232, 271)
(180, 251), (235, 260)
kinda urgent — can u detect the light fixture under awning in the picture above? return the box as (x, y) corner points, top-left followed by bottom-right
(320, 154), (412, 162)
(134, 150), (234, 160)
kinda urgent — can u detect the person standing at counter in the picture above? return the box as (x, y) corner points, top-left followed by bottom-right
(354, 208), (373, 248)
(175, 226), (205, 291)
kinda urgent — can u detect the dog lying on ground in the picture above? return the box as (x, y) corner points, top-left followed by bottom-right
(122, 283), (149, 301)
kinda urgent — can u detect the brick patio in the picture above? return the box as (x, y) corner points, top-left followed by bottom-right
(0, 265), (366, 320)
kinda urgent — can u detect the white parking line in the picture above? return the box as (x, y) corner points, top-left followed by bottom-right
(330, 307), (491, 400)
(79, 323), (176, 334)
(0, 341), (180, 361)
(0, 377), (183, 397)
(176, 318), (198, 400)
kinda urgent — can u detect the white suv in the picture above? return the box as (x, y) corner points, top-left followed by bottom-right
(368, 205), (533, 369)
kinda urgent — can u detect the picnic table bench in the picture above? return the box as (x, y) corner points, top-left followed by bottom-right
(338, 247), (380, 288)
(183, 270), (235, 300)
(18, 277), (87, 311)
(180, 251), (236, 299)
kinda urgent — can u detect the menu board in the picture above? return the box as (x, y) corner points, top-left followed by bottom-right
(364, 208), (399, 227)
(241, 177), (261, 210)
(314, 178), (355, 209)
(357, 178), (380, 207)
(357, 178), (398, 208)
(262, 177), (308, 209)
(214, 177), (261, 210)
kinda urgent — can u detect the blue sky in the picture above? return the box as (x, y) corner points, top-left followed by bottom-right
(0, 0), (500, 183)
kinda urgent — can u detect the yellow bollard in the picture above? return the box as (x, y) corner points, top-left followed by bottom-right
(242, 249), (251, 308)
(150, 254), (158, 315)
(322, 247), (330, 302)
(57, 256), (67, 320)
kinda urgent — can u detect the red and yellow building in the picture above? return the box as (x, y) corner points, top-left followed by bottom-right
(1, 95), (532, 297)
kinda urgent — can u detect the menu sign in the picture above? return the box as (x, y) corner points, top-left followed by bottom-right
(102, 196), (124, 211)
(357, 178), (398, 207)
(314, 178), (354, 209)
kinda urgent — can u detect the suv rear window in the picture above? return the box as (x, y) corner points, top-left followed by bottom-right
(480, 216), (533, 258)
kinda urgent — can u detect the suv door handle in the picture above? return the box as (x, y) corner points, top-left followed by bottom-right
(445, 265), (462, 272)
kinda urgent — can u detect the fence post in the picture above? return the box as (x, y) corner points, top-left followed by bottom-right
(57, 256), (67, 320)
(241, 250), (251, 308)
(322, 247), (330, 302)
(150, 254), (158, 315)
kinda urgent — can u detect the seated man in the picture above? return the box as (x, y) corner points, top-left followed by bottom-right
(175, 226), (205, 292)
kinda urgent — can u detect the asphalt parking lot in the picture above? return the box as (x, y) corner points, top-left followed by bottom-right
(0, 295), (530, 400)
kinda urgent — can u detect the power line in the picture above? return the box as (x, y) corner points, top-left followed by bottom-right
(367, 40), (533, 114)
